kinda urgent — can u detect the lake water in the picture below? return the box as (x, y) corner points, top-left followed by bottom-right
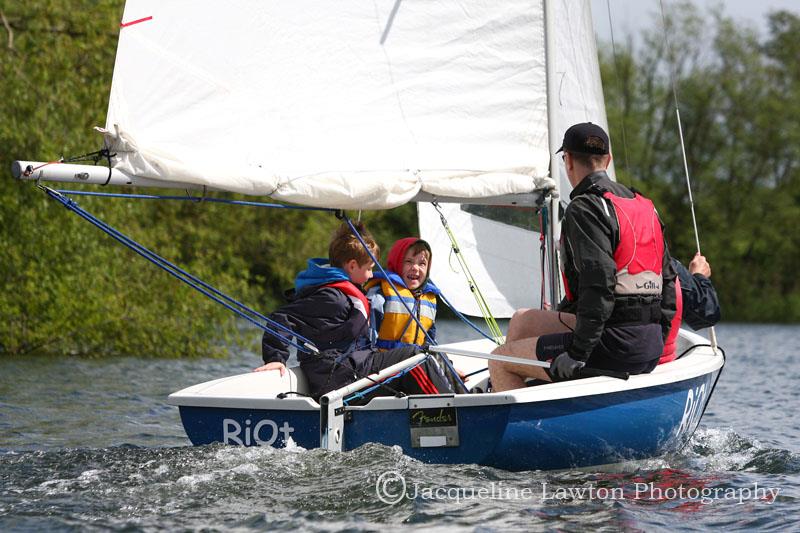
(1, 322), (798, 531)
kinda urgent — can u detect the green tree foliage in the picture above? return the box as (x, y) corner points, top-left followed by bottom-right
(599, 2), (800, 322)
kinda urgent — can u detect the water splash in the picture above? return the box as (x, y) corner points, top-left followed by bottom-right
(679, 427), (800, 474)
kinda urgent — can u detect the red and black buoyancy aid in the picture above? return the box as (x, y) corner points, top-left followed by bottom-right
(325, 280), (370, 321)
(562, 190), (665, 318)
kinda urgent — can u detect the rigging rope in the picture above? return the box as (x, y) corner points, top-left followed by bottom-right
(605, 0), (633, 185)
(658, 0), (718, 353)
(22, 148), (117, 184)
(51, 189), (338, 213)
(40, 185), (475, 392)
(658, 1), (702, 255)
(437, 292), (495, 343)
(40, 186), (320, 355)
(430, 202), (504, 344)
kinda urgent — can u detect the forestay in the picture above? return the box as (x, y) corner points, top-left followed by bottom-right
(101, 0), (567, 209)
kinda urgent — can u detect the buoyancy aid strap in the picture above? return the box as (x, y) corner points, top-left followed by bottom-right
(384, 296), (436, 320)
(659, 277), (683, 364)
(325, 280), (370, 320)
(376, 338), (420, 351)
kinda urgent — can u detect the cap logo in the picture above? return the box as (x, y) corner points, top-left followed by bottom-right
(584, 135), (607, 153)
(557, 122), (610, 155)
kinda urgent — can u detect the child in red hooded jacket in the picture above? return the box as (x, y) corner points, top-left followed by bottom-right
(365, 238), (441, 350)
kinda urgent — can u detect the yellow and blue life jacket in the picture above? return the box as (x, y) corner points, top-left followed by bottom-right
(365, 271), (440, 350)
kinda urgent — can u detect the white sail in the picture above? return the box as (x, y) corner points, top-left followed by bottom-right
(102, 0), (560, 209)
(420, 0), (612, 316)
(100, 0), (610, 316)
(548, 0), (614, 195)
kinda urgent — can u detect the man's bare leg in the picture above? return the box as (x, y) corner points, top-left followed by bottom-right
(506, 309), (576, 342)
(488, 310), (577, 392)
(489, 338), (549, 391)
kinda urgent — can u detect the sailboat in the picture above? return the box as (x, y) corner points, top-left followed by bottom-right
(13, 0), (724, 471)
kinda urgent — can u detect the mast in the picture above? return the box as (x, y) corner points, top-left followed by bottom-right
(543, 0), (562, 306)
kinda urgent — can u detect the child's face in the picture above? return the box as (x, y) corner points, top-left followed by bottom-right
(345, 259), (374, 285)
(401, 249), (429, 290)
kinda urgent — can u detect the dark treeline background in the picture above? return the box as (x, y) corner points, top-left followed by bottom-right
(1, 1), (798, 357)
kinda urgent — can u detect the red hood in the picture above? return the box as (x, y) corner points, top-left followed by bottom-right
(386, 238), (420, 274)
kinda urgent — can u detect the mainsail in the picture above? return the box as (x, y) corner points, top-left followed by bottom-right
(18, 1), (612, 318)
(101, 0), (565, 209)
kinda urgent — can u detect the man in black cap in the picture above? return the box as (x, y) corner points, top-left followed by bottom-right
(489, 122), (677, 390)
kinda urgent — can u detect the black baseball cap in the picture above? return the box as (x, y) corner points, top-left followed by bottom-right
(556, 122), (610, 155)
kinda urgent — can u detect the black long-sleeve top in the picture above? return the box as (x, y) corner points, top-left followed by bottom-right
(558, 171), (678, 362)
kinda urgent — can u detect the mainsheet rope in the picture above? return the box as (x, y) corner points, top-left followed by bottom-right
(539, 203), (550, 310)
(343, 353), (431, 405)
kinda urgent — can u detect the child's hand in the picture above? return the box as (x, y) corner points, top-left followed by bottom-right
(253, 362), (286, 376)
